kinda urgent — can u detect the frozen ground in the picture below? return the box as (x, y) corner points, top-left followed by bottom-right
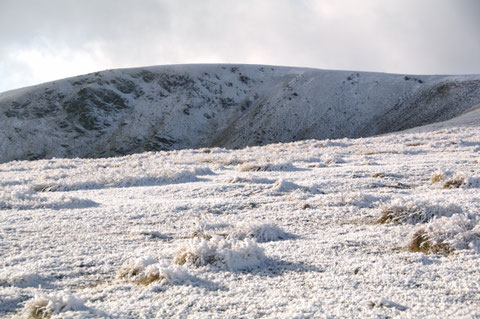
(1, 106), (480, 318)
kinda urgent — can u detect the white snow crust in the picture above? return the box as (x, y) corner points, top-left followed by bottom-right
(1, 86), (480, 317)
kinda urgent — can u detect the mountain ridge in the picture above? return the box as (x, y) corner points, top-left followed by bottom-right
(1, 64), (480, 163)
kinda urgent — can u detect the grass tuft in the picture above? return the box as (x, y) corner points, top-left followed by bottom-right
(23, 291), (85, 319)
(118, 257), (187, 286)
(173, 236), (265, 270)
(442, 177), (465, 189)
(430, 172), (445, 184)
(407, 229), (453, 255)
(376, 200), (461, 225)
(25, 298), (51, 319)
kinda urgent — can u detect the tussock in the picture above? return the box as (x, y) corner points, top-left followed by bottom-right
(376, 199), (461, 225)
(118, 256), (188, 285)
(173, 236), (265, 270)
(407, 229), (452, 255)
(229, 223), (290, 243)
(271, 179), (300, 193)
(24, 290), (85, 319)
(430, 171), (445, 184)
(117, 256), (157, 281)
(430, 172), (480, 189)
(341, 192), (378, 208)
(442, 174), (480, 189)
(407, 214), (480, 254)
(135, 265), (188, 286)
(443, 177), (465, 189)
(191, 222), (291, 243)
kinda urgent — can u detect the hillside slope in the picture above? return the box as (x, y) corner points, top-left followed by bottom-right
(1, 64), (480, 162)
(1, 107), (480, 318)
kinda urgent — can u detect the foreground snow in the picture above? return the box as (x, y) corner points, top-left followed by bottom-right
(1, 114), (480, 318)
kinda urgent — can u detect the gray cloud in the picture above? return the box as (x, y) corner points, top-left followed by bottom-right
(1, 0), (480, 92)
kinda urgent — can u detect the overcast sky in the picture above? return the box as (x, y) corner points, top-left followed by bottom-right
(1, 0), (479, 93)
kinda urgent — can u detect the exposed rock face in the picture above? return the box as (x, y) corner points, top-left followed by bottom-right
(1, 64), (480, 162)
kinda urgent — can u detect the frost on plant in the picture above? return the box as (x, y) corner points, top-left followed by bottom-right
(0, 189), (47, 210)
(118, 256), (188, 285)
(190, 222), (291, 243)
(271, 178), (300, 193)
(442, 176), (465, 189)
(430, 171), (445, 184)
(408, 229), (453, 255)
(435, 172), (480, 189)
(229, 223), (290, 243)
(29, 163), (211, 192)
(117, 256), (157, 281)
(407, 214), (480, 255)
(173, 236), (266, 270)
(340, 192), (379, 208)
(376, 199), (461, 225)
(24, 290), (85, 319)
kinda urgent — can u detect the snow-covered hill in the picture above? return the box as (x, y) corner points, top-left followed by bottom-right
(1, 64), (480, 163)
(1, 107), (480, 318)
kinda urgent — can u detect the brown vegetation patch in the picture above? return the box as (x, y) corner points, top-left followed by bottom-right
(443, 177), (464, 189)
(430, 172), (445, 184)
(408, 229), (453, 255)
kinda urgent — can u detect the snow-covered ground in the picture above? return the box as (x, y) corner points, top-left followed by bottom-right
(1, 106), (480, 318)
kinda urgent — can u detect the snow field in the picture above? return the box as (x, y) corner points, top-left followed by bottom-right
(1, 121), (480, 317)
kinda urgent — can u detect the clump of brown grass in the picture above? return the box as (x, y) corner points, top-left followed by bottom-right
(376, 200), (460, 225)
(25, 298), (51, 319)
(118, 257), (187, 285)
(117, 256), (157, 284)
(430, 172), (445, 184)
(407, 229), (453, 255)
(377, 207), (403, 224)
(172, 247), (204, 266)
(134, 266), (166, 286)
(442, 177), (465, 189)
(172, 236), (265, 270)
(24, 291), (85, 319)
(405, 142), (422, 147)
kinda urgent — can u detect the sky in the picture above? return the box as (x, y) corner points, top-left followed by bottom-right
(1, 0), (480, 93)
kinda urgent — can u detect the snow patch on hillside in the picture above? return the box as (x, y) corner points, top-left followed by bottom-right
(1, 64), (480, 163)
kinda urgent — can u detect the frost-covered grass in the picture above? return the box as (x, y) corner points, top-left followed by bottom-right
(228, 223), (291, 243)
(23, 290), (85, 319)
(376, 199), (462, 225)
(118, 257), (188, 286)
(190, 222), (291, 243)
(1, 116), (480, 318)
(0, 188), (98, 210)
(173, 236), (266, 270)
(407, 214), (480, 254)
